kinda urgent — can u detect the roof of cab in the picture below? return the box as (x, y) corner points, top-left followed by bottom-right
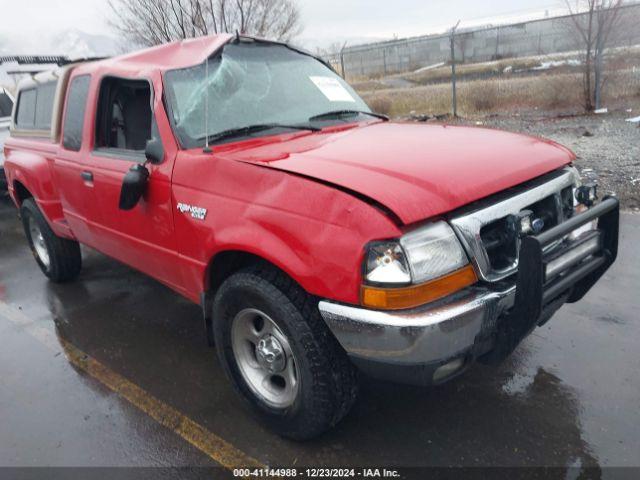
(73, 34), (234, 76)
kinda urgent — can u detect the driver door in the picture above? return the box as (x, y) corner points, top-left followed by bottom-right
(84, 75), (182, 291)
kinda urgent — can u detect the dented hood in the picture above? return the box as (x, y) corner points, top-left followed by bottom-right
(220, 122), (574, 225)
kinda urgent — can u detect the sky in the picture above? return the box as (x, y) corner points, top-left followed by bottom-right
(0, 0), (110, 36)
(297, 0), (564, 43)
(0, 0), (567, 49)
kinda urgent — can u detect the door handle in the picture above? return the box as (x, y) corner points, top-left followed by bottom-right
(81, 171), (93, 182)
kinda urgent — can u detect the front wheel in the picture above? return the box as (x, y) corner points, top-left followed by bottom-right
(212, 266), (358, 440)
(20, 198), (82, 282)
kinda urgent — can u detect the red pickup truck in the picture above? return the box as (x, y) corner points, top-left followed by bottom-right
(3, 35), (619, 439)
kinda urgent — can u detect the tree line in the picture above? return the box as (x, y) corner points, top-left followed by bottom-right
(108, 0), (302, 47)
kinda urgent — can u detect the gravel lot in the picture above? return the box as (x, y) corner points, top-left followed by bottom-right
(465, 112), (640, 211)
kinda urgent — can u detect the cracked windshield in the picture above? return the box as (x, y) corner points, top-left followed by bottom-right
(165, 42), (371, 147)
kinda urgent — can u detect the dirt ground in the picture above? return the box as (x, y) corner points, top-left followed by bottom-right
(452, 112), (640, 211)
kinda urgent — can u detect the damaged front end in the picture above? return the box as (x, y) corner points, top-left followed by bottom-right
(319, 167), (619, 386)
(479, 194), (618, 365)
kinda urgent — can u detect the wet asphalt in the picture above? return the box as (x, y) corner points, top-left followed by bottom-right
(0, 195), (639, 474)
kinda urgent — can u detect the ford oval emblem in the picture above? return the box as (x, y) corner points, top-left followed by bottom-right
(532, 218), (545, 233)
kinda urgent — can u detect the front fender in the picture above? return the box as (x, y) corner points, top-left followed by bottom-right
(172, 154), (402, 305)
(205, 220), (344, 298)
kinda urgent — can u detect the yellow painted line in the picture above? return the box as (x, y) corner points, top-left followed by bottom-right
(0, 301), (264, 470)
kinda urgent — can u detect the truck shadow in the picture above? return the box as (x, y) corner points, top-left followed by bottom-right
(43, 247), (601, 474)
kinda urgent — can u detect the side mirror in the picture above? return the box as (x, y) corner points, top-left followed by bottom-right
(145, 138), (164, 164)
(119, 164), (150, 210)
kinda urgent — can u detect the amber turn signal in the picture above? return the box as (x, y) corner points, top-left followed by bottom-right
(361, 264), (478, 311)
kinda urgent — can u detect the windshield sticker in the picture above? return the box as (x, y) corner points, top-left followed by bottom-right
(310, 76), (356, 103)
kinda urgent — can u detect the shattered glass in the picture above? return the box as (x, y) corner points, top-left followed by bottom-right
(165, 43), (370, 147)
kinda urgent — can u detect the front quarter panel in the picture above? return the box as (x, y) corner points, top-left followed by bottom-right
(172, 151), (402, 305)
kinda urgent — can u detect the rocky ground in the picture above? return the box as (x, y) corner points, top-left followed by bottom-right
(458, 112), (640, 211)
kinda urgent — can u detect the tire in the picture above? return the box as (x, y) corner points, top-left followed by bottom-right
(212, 265), (358, 440)
(20, 198), (82, 283)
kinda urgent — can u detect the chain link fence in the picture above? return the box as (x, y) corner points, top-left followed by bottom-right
(324, 3), (640, 81)
(323, 3), (640, 118)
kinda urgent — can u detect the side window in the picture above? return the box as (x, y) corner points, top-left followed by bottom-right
(16, 89), (36, 128)
(35, 82), (56, 130)
(95, 78), (152, 154)
(62, 75), (91, 152)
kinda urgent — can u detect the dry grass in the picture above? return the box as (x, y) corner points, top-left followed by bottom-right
(350, 47), (640, 104)
(348, 53), (575, 90)
(470, 81), (500, 111)
(359, 69), (640, 117)
(368, 94), (393, 115)
(349, 79), (387, 91)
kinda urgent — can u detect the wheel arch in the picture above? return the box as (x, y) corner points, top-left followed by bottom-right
(200, 248), (313, 348)
(205, 249), (306, 298)
(6, 159), (72, 238)
(13, 179), (34, 206)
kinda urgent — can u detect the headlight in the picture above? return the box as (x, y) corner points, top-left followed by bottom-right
(566, 166), (598, 240)
(364, 222), (469, 285)
(362, 222), (477, 310)
(400, 221), (469, 283)
(364, 242), (411, 284)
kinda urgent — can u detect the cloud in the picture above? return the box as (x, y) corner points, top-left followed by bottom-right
(0, 0), (563, 54)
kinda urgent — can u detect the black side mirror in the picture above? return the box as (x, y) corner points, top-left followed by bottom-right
(145, 138), (164, 164)
(119, 164), (150, 210)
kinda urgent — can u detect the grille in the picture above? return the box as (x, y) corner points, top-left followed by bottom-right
(450, 168), (578, 283)
(479, 188), (574, 272)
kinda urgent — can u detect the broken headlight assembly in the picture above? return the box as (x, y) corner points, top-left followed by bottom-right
(362, 221), (477, 310)
(567, 168), (600, 241)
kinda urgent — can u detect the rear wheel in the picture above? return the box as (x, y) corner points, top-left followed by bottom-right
(212, 265), (358, 440)
(20, 198), (82, 282)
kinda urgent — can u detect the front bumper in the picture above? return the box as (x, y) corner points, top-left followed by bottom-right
(319, 197), (619, 386)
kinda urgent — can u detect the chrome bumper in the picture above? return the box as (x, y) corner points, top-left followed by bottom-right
(319, 285), (514, 367)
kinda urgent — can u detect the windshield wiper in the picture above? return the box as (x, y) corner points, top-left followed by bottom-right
(308, 110), (389, 122)
(202, 123), (321, 145)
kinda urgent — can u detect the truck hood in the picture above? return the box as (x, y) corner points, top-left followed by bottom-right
(219, 122), (574, 225)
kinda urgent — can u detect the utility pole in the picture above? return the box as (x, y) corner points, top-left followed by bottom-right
(383, 48), (387, 75)
(340, 41), (348, 79)
(450, 20), (461, 117)
(594, 26), (604, 110)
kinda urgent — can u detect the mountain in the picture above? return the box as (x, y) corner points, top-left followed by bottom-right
(50, 29), (122, 57)
(0, 29), (122, 89)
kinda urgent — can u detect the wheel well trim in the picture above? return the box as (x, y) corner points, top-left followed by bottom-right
(204, 247), (307, 296)
(12, 179), (34, 206)
(200, 247), (313, 349)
